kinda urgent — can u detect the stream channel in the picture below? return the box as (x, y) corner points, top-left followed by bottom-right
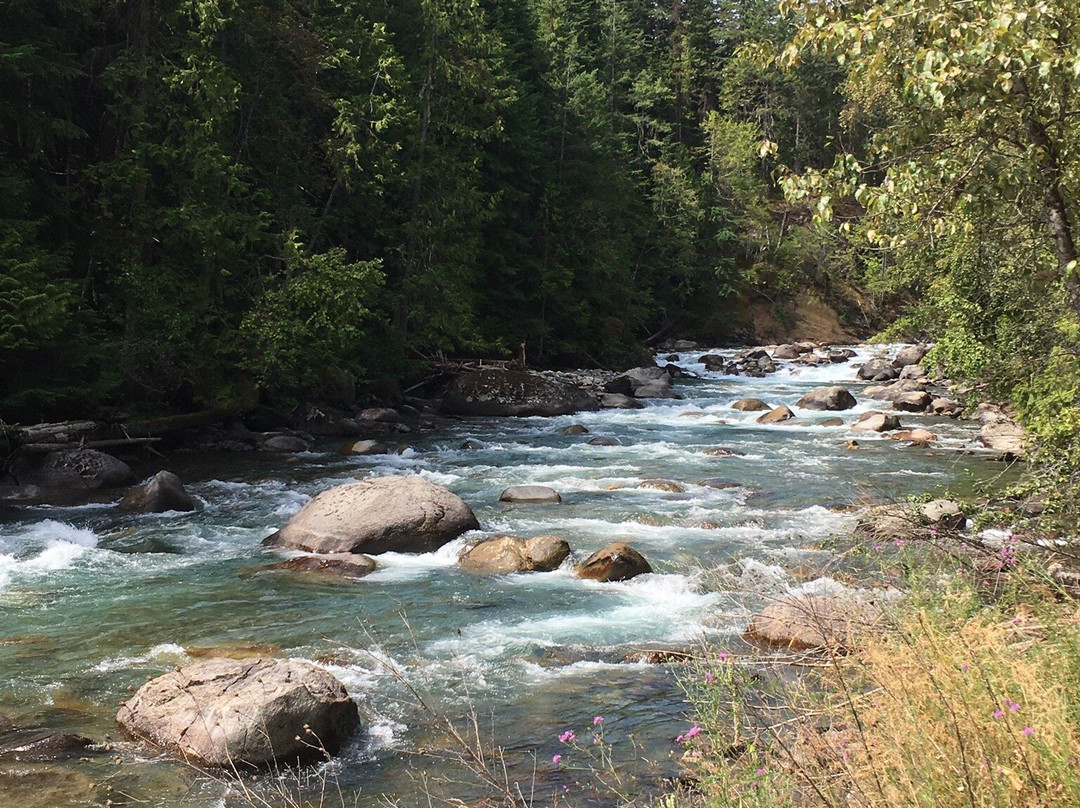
(0, 344), (1013, 807)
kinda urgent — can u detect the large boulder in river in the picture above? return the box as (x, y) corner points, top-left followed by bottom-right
(120, 471), (197, 513)
(26, 448), (135, 490)
(116, 657), (360, 767)
(576, 542), (652, 582)
(459, 535), (570, 575)
(772, 344), (800, 360)
(264, 476), (479, 554)
(442, 369), (598, 417)
(795, 386), (857, 411)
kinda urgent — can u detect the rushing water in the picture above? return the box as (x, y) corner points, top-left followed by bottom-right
(0, 345), (1012, 807)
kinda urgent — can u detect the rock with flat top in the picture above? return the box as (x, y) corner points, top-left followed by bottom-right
(921, 499), (966, 529)
(267, 553), (376, 581)
(116, 657), (360, 767)
(979, 421), (1026, 457)
(499, 485), (561, 504)
(264, 475), (479, 555)
(744, 594), (885, 650)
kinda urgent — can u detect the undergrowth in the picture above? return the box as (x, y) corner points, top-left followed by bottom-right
(663, 527), (1080, 808)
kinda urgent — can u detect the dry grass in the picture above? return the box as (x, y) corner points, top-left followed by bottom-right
(669, 564), (1080, 808)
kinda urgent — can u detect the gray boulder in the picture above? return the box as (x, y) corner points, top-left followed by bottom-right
(260, 434), (310, 453)
(576, 542), (652, 582)
(499, 485), (561, 504)
(857, 358), (895, 380)
(772, 344), (800, 360)
(442, 370), (598, 417)
(116, 657), (360, 767)
(29, 449), (134, 490)
(795, 386), (857, 411)
(264, 475), (479, 554)
(893, 344), (929, 368)
(459, 535), (570, 575)
(120, 471), (197, 514)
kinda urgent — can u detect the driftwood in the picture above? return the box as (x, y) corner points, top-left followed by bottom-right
(0, 421), (99, 445)
(16, 437), (162, 454)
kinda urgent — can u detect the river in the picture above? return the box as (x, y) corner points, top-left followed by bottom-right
(0, 344), (1011, 807)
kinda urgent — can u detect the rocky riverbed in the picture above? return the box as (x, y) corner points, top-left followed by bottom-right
(0, 342), (1026, 807)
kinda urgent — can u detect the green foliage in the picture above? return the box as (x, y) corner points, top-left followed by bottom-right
(0, 0), (848, 416)
(240, 248), (385, 393)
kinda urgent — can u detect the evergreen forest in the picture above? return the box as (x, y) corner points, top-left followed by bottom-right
(4, 0), (1080, 483)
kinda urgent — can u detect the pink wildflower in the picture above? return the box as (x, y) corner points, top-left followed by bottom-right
(1023, 727), (1034, 736)
(559, 730), (576, 744)
(552, 754), (562, 764)
(704, 672), (715, 684)
(593, 715), (604, 726)
(993, 710), (1004, 719)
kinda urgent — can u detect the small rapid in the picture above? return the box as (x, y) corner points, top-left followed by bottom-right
(0, 343), (1011, 806)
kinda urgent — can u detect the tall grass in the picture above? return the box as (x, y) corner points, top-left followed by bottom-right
(669, 548), (1080, 808)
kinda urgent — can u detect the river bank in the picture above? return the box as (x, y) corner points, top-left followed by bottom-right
(0, 343), (1027, 807)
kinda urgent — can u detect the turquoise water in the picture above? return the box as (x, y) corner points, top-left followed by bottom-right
(0, 346), (1010, 806)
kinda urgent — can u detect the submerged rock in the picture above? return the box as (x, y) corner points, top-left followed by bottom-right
(0, 717), (94, 762)
(338, 439), (388, 456)
(120, 471), (197, 513)
(499, 485), (562, 504)
(637, 479), (685, 493)
(576, 542), (652, 582)
(266, 552), (377, 581)
(264, 475), (479, 554)
(116, 657), (360, 767)
(459, 535), (570, 575)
